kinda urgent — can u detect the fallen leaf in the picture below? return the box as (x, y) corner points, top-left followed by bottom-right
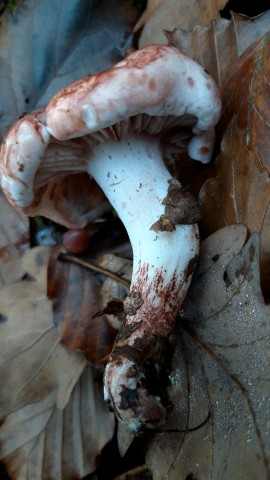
(0, 365), (115, 480)
(0, 246), (86, 419)
(47, 245), (118, 364)
(146, 226), (270, 479)
(167, 11), (270, 86)
(199, 33), (270, 299)
(134, 0), (227, 47)
(0, 246), (115, 479)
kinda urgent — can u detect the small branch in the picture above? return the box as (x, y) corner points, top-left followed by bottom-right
(59, 252), (131, 287)
(113, 464), (152, 480)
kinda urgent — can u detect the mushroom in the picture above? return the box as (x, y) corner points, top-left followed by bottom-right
(0, 45), (221, 431)
(0, 110), (111, 229)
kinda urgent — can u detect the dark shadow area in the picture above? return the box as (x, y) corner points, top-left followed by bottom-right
(220, 0), (269, 18)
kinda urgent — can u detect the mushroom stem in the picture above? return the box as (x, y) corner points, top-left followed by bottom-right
(86, 134), (199, 431)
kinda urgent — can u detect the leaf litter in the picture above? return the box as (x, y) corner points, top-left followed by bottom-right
(0, 245), (115, 479)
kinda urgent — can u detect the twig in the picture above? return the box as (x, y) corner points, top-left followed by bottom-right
(59, 252), (131, 287)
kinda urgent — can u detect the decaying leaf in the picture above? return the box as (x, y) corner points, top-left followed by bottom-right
(199, 33), (270, 298)
(167, 10), (270, 86)
(0, 246), (115, 479)
(47, 245), (118, 364)
(0, 0), (136, 140)
(145, 225), (270, 479)
(134, 0), (227, 47)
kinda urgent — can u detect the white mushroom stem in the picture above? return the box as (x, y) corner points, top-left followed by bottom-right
(86, 134), (199, 431)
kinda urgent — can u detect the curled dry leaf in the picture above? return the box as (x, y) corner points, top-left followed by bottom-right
(200, 33), (270, 299)
(146, 225), (270, 479)
(134, 0), (227, 47)
(167, 10), (270, 86)
(47, 245), (118, 365)
(0, 246), (115, 479)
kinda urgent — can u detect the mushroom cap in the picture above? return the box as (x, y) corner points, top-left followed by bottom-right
(0, 111), (110, 228)
(46, 44), (221, 156)
(0, 45), (221, 225)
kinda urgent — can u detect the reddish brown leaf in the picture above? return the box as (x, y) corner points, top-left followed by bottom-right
(47, 245), (117, 364)
(199, 33), (270, 298)
(220, 33), (270, 171)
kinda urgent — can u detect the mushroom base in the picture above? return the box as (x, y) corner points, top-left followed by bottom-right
(105, 309), (178, 429)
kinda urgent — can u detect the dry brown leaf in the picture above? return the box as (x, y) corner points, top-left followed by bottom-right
(0, 366), (115, 480)
(0, 246), (86, 419)
(135, 0), (227, 47)
(47, 245), (118, 364)
(168, 11), (270, 86)
(146, 225), (270, 479)
(199, 33), (270, 298)
(0, 246), (115, 479)
(0, 191), (29, 288)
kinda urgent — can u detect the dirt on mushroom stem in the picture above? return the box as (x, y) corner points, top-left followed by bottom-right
(80, 133), (200, 431)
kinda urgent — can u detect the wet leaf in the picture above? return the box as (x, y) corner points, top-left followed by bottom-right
(146, 226), (270, 479)
(199, 33), (270, 298)
(47, 245), (118, 365)
(134, 0), (227, 47)
(0, 0), (136, 140)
